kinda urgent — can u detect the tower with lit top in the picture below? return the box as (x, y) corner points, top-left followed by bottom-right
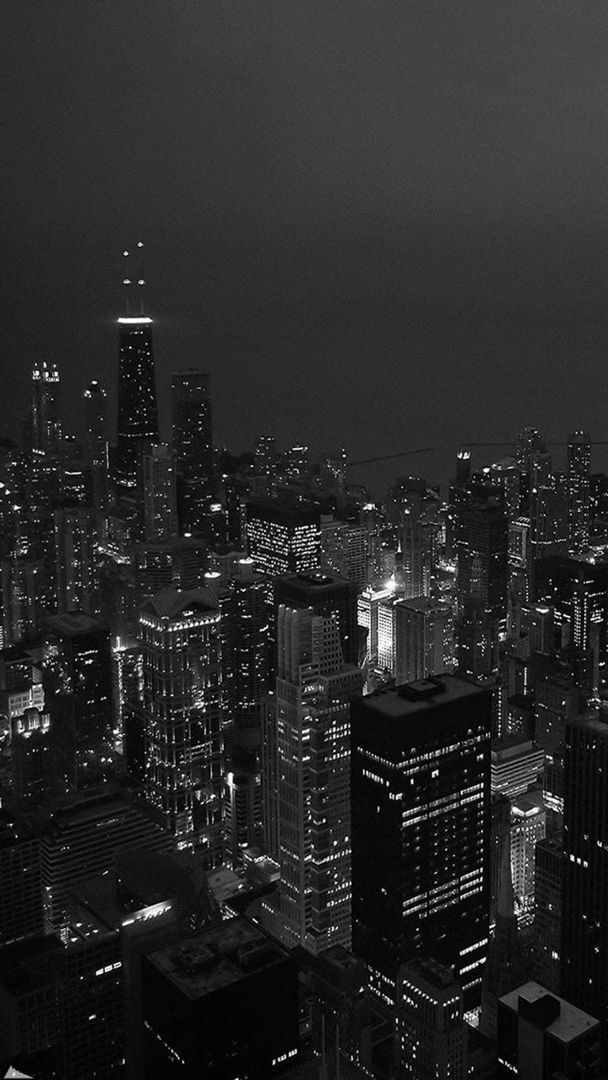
(115, 243), (159, 501)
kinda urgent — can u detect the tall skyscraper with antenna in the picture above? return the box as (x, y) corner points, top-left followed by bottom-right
(32, 361), (62, 455)
(115, 243), (159, 501)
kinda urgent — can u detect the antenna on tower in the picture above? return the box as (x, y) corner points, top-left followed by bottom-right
(121, 241), (146, 315)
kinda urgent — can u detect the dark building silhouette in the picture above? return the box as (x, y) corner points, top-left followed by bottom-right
(497, 982), (600, 1080)
(351, 675), (491, 1012)
(115, 316), (159, 501)
(141, 917), (299, 1079)
(44, 612), (115, 788)
(561, 709), (608, 1060)
(172, 369), (214, 535)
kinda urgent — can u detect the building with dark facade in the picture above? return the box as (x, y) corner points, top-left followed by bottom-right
(141, 917), (299, 1079)
(561, 709), (608, 1058)
(172, 368), (214, 535)
(351, 675), (491, 1013)
(497, 982), (600, 1080)
(115, 315), (159, 501)
(245, 498), (320, 577)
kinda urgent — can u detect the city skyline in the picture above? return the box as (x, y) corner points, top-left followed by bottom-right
(5, 3), (608, 478)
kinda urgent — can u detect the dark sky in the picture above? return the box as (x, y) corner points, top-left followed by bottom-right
(5, 1), (608, 489)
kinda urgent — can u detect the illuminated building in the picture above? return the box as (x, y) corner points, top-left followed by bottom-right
(219, 560), (270, 866)
(490, 736), (544, 800)
(141, 918), (299, 1079)
(510, 789), (546, 927)
(142, 442), (177, 544)
(274, 571), (359, 668)
(83, 379), (108, 471)
(534, 555), (608, 693)
(320, 515), (367, 589)
(245, 498), (320, 576)
(255, 434), (277, 476)
(273, 576), (363, 953)
(453, 491), (508, 678)
(568, 430), (591, 555)
(283, 444), (309, 480)
(358, 583), (394, 673)
(171, 368), (213, 534)
(115, 315), (159, 501)
(45, 612), (115, 788)
(53, 503), (98, 614)
(395, 958), (466, 1080)
(140, 588), (224, 863)
(351, 676), (491, 1012)
(31, 361), (62, 455)
(497, 982), (600, 1080)
(561, 709), (608, 1056)
(400, 508), (433, 600)
(0, 558), (50, 646)
(534, 836), (562, 994)
(394, 595), (454, 685)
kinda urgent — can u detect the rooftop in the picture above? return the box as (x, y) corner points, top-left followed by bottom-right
(45, 611), (107, 637)
(362, 674), (488, 720)
(145, 917), (287, 1000)
(500, 981), (599, 1043)
(140, 587), (219, 621)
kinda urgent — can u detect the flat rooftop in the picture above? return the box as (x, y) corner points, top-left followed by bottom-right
(45, 611), (107, 636)
(500, 981), (599, 1042)
(146, 917), (288, 1000)
(361, 674), (487, 720)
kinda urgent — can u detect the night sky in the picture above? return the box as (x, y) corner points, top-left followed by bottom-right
(5, 1), (608, 491)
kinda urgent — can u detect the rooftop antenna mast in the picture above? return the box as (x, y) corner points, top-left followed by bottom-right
(121, 240), (146, 315)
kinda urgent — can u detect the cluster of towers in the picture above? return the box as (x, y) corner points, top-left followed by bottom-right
(0, 276), (606, 1079)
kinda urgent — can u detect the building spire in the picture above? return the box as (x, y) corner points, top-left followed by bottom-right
(121, 240), (146, 316)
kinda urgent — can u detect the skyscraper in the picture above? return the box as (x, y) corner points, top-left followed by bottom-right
(32, 361), (62, 455)
(115, 316), (159, 501)
(273, 573), (363, 953)
(172, 368), (213, 534)
(351, 675), (491, 1012)
(561, 709), (608, 1056)
(140, 588), (224, 864)
(142, 443), (177, 544)
(245, 498), (321, 577)
(567, 430), (591, 555)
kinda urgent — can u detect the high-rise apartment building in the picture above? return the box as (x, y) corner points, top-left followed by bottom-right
(171, 368), (213, 534)
(568, 431), (591, 555)
(140, 588), (224, 863)
(273, 574), (363, 953)
(115, 315), (159, 500)
(351, 676), (491, 1012)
